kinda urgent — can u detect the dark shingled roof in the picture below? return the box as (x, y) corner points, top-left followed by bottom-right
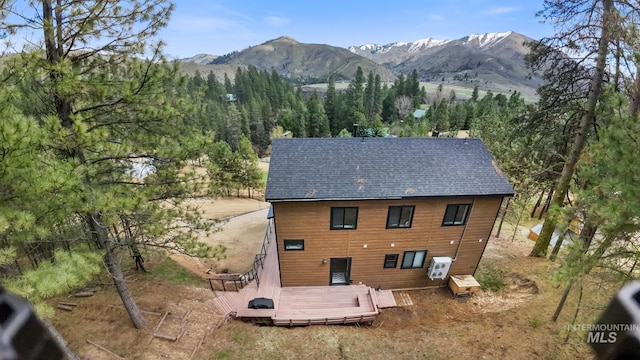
(265, 137), (514, 201)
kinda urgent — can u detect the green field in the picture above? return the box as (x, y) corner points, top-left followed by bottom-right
(304, 81), (538, 103)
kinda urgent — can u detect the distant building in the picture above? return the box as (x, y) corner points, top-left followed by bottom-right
(528, 220), (580, 247)
(413, 109), (426, 120)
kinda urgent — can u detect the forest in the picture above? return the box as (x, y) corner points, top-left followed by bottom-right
(1, 0), (639, 356)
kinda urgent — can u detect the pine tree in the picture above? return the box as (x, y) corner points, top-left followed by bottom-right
(364, 71), (375, 122)
(4, 0), (219, 328)
(324, 75), (339, 135)
(530, 0), (615, 257)
(306, 91), (330, 137)
(346, 66), (365, 127)
(373, 74), (383, 118)
(471, 86), (479, 102)
(236, 136), (263, 197)
(409, 70), (421, 107)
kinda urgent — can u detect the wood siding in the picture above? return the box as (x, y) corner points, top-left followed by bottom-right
(273, 197), (503, 289)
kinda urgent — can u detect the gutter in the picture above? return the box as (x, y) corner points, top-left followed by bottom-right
(452, 198), (476, 262)
(266, 193), (515, 203)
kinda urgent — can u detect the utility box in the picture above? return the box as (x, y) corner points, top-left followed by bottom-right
(427, 257), (452, 280)
(448, 275), (480, 298)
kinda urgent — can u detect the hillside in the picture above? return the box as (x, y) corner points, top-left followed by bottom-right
(210, 36), (396, 82)
(180, 53), (218, 64)
(176, 61), (245, 81)
(178, 32), (541, 98)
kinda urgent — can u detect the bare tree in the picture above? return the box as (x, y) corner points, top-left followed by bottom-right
(395, 95), (413, 119)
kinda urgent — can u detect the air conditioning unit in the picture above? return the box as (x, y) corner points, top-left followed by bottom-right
(427, 257), (452, 280)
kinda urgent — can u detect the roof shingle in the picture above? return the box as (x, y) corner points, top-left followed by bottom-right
(265, 137), (514, 201)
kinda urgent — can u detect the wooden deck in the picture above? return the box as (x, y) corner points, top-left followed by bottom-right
(212, 220), (397, 325)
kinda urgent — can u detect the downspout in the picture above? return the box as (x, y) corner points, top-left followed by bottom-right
(452, 198), (475, 261)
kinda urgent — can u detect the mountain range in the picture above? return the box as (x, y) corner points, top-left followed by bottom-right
(179, 31), (541, 98)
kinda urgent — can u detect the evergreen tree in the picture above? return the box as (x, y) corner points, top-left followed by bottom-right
(395, 73), (406, 97)
(224, 103), (244, 151)
(3, 0), (220, 328)
(530, 0), (615, 257)
(373, 74), (383, 118)
(471, 86), (480, 102)
(381, 89), (397, 123)
(207, 141), (241, 196)
(346, 66), (366, 127)
(364, 71), (376, 122)
(236, 136), (263, 197)
(306, 91), (330, 137)
(324, 75), (339, 135)
(409, 70), (421, 107)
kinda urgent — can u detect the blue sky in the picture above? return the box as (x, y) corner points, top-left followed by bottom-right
(160, 0), (554, 59)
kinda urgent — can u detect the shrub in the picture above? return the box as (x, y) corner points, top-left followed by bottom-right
(475, 264), (506, 292)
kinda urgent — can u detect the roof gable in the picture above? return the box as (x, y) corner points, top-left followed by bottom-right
(265, 137), (514, 201)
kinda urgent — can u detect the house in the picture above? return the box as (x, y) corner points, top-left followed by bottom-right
(265, 137), (514, 289)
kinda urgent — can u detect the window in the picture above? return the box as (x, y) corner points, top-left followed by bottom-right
(384, 254), (399, 268)
(284, 239), (304, 251)
(386, 206), (415, 228)
(401, 250), (427, 269)
(442, 204), (472, 226)
(331, 207), (358, 230)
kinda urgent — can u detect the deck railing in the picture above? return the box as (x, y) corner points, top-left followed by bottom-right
(207, 219), (273, 292)
(207, 276), (247, 292)
(252, 219), (272, 288)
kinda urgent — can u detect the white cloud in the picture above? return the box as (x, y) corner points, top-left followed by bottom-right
(483, 6), (517, 15)
(264, 16), (290, 27)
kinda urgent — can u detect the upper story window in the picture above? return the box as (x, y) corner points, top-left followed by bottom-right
(442, 203), (472, 226)
(386, 206), (415, 228)
(331, 207), (358, 230)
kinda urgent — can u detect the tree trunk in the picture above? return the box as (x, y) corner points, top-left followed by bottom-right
(42, 0), (146, 329)
(41, 318), (80, 360)
(496, 197), (511, 238)
(531, 189), (544, 218)
(88, 212), (147, 329)
(549, 229), (566, 262)
(580, 220), (598, 252)
(530, 0), (614, 257)
(510, 197), (526, 242)
(540, 187), (554, 220)
(628, 258), (639, 277)
(552, 282), (572, 322)
(564, 283), (584, 343)
(630, 70), (640, 116)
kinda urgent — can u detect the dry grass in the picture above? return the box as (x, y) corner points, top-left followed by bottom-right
(48, 190), (607, 359)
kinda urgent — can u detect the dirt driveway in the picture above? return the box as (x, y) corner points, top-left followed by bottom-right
(171, 198), (270, 277)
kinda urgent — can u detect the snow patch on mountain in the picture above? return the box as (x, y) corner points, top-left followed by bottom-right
(349, 32), (513, 55)
(408, 38), (450, 52)
(464, 31), (513, 47)
(350, 42), (408, 54)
